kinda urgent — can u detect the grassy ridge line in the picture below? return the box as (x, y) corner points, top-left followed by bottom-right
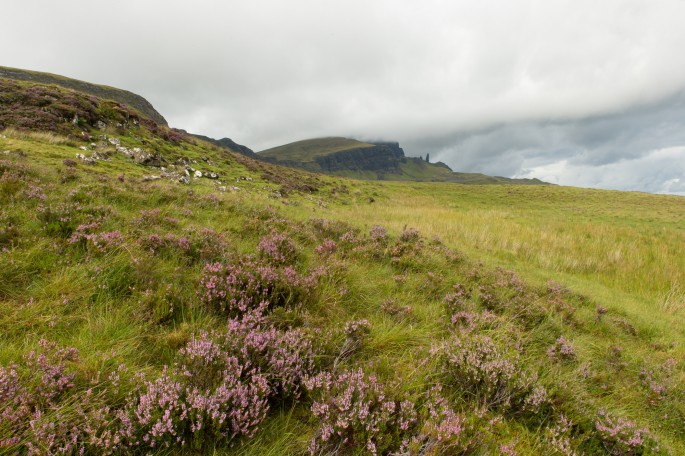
(0, 66), (168, 126)
(258, 137), (375, 162)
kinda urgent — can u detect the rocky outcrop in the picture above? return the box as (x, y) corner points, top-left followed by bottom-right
(315, 142), (405, 173)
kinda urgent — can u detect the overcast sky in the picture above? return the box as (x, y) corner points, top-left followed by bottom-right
(3, 0), (685, 194)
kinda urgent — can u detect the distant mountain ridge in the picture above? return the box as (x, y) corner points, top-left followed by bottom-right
(0, 66), (168, 126)
(259, 137), (549, 185)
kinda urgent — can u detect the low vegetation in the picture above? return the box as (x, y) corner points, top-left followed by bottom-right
(1, 78), (684, 454)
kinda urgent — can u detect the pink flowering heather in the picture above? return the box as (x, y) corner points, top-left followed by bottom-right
(408, 385), (468, 453)
(437, 334), (544, 413)
(639, 358), (675, 405)
(184, 227), (231, 262)
(451, 310), (498, 333)
(23, 184), (47, 201)
(344, 319), (372, 340)
(547, 336), (577, 362)
(398, 227), (420, 243)
(186, 310), (316, 400)
(257, 232), (298, 265)
(595, 410), (659, 454)
(140, 232), (191, 255)
(369, 225), (388, 244)
(315, 239), (337, 257)
(0, 339), (83, 453)
(546, 414), (578, 456)
(198, 258), (317, 315)
(117, 362), (270, 450)
(443, 283), (473, 313)
(304, 368), (419, 456)
(68, 223), (123, 253)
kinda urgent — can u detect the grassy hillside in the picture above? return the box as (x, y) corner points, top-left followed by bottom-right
(259, 137), (376, 162)
(1, 78), (684, 455)
(0, 66), (168, 126)
(259, 137), (548, 185)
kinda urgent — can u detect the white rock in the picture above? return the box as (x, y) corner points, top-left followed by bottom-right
(194, 170), (203, 178)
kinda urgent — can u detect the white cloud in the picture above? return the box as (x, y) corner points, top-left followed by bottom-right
(515, 146), (685, 194)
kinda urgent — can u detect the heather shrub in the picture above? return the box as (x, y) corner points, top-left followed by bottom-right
(218, 308), (316, 400)
(451, 310), (498, 333)
(444, 284), (473, 313)
(547, 336), (577, 362)
(68, 223), (124, 253)
(185, 227), (231, 262)
(369, 225), (388, 244)
(140, 232), (190, 256)
(409, 386), (470, 454)
(304, 368), (419, 455)
(437, 334), (547, 414)
(399, 227), (421, 243)
(198, 258), (317, 315)
(315, 239), (337, 257)
(0, 339), (83, 453)
(595, 410), (660, 455)
(116, 364), (270, 450)
(257, 232), (298, 265)
(639, 358), (676, 405)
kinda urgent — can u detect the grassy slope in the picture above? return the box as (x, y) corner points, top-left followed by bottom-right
(1, 82), (685, 454)
(258, 137), (375, 162)
(259, 137), (548, 185)
(0, 66), (168, 126)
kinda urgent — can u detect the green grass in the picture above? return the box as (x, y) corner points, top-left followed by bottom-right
(2, 80), (685, 454)
(258, 137), (375, 162)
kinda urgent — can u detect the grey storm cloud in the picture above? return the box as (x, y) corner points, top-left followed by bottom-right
(3, 0), (685, 194)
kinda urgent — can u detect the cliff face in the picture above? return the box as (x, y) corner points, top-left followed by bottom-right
(315, 142), (405, 173)
(0, 66), (168, 126)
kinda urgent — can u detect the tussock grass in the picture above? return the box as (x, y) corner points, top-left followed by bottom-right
(1, 126), (71, 144)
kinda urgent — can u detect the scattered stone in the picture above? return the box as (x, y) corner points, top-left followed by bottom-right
(133, 150), (164, 167)
(206, 172), (219, 179)
(108, 137), (121, 146)
(230, 186), (240, 191)
(142, 175), (161, 182)
(175, 157), (190, 166)
(96, 120), (107, 130)
(92, 151), (109, 161)
(90, 142), (97, 148)
(179, 175), (191, 185)
(218, 186), (227, 192)
(2, 150), (10, 155)
(194, 170), (203, 178)
(76, 153), (96, 165)
(79, 146), (89, 151)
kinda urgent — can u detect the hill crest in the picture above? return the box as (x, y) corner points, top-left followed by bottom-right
(259, 136), (549, 185)
(0, 66), (168, 126)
